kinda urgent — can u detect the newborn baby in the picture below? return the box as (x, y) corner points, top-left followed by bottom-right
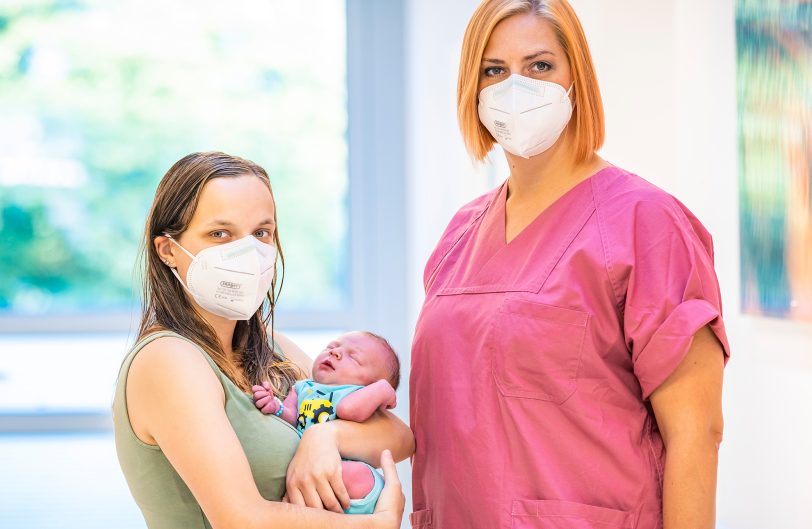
(253, 331), (399, 515)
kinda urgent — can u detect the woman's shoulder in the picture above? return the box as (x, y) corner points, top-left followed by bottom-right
(136, 333), (206, 361)
(451, 185), (501, 224)
(432, 185), (501, 248)
(128, 333), (222, 390)
(592, 166), (681, 210)
(422, 186), (501, 289)
(591, 166), (715, 265)
(591, 166), (705, 232)
(119, 333), (224, 446)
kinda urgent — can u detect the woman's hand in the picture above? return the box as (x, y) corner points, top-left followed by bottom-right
(285, 422), (350, 513)
(371, 450), (405, 529)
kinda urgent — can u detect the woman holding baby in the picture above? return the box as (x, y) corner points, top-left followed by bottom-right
(113, 152), (412, 529)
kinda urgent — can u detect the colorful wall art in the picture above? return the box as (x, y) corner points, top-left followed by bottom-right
(737, 0), (812, 321)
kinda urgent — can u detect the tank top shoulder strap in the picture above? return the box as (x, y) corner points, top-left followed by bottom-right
(119, 329), (220, 375)
(114, 330), (293, 408)
(114, 330), (244, 408)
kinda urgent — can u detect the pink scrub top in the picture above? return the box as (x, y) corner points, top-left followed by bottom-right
(409, 166), (730, 529)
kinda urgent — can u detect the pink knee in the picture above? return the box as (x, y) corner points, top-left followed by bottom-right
(341, 461), (375, 500)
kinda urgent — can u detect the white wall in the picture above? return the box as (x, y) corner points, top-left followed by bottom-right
(404, 1), (812, 528)
(405, 0), (490, 318)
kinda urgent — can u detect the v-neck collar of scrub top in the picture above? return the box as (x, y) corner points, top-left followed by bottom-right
(437, 166), (612, 297)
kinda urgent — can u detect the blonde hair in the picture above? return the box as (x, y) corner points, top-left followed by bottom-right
(457, 0), (605, 162)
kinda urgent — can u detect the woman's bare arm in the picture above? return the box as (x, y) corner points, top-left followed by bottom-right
(649, 325), (725, 529)
(331, 411), (415, 466)
(126, 337), (402, 529)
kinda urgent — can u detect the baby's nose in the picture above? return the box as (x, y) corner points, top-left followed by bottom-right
(329, 348), (342, 360)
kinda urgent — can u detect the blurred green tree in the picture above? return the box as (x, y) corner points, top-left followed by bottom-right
(0, 0), (349, 317)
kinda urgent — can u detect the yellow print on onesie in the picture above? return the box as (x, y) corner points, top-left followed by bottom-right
(297, 397), (335, 429)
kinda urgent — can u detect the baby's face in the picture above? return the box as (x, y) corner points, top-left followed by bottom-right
(312, 332), (391, 386)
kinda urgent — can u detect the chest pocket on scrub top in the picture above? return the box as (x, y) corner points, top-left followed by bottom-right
(490, 297), (589, 404)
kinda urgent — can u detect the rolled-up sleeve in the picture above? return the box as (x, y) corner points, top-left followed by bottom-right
(622, 200), (730, 399)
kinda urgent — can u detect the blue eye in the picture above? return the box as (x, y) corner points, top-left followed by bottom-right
(210, 230), (228, 239)
(531, 61), (551, 72)
(254, 229), (271, 238)
(483, 66), (505, 78)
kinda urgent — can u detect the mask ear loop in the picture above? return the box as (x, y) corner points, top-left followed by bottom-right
(163, 233), (197, 297)
(163, 233), (196, 260)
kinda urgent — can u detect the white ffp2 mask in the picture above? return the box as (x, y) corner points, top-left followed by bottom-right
(478, 74), (573, 159)
(165, 234), (277, 320)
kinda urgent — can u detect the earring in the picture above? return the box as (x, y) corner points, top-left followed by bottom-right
(163, 259), (172, 266)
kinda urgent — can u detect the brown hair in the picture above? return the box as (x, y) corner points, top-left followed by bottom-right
(457, 0), (605, 162)
(362, 331), (401, 390)
(139, 151), (304, 395)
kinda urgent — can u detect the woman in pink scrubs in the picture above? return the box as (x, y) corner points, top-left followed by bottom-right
(410, 1), (729, 528)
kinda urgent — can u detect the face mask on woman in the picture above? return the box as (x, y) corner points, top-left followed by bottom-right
(164, 234), (276, 320)
(477, 73), (573, 159)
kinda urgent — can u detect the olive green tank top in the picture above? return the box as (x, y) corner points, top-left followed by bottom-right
(112, 331), (300, 529)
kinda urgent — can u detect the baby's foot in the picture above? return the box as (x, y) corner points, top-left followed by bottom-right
(341, 460), (375, 499)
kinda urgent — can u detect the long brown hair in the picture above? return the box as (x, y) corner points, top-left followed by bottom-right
(138, 151), (304, 395)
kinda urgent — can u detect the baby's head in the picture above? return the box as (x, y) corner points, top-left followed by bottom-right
(312, 331), (400, 389)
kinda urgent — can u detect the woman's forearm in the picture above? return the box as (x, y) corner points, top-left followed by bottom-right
(240, 500), (377, 529)
(662, 432), (720, 529)
(332, 411), (415, 466)
(650, 325), (725, 529)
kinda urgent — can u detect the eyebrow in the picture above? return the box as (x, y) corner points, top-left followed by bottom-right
(205, 219), (235, 227)
(482, 50), (555, 64)
(204, 218), (275, 227)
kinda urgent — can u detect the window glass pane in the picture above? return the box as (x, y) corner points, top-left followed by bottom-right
(0, 0), (348, 317)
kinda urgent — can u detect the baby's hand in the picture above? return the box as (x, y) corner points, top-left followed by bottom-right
(380, 393), (397, 411)
(377, 379), (397, 411)
(252, 381), (280, 415)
